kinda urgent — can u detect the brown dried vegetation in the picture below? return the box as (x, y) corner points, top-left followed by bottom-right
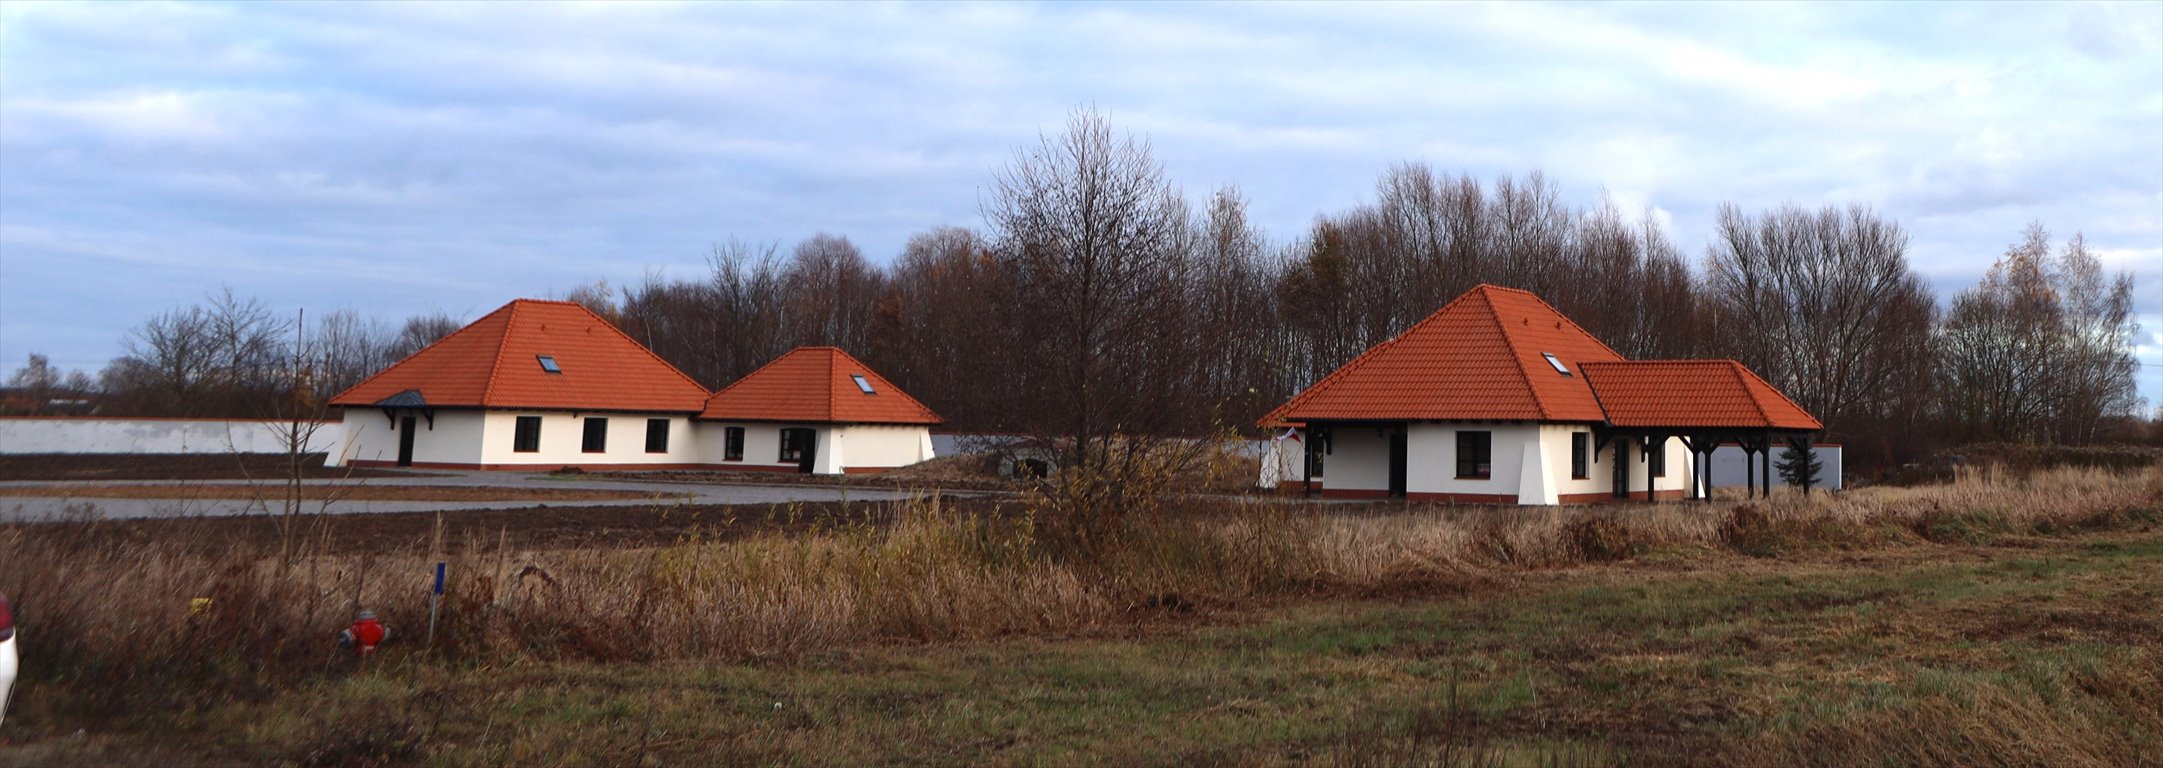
(0, 463), (2156, 764)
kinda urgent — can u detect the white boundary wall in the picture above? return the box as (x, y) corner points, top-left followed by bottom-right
(0, 417), (345, 455)
(1708, 444), (1842, 490)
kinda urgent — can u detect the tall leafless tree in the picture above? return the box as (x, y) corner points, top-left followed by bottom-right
(1938, 223), (2141, 444)
(385, 311), (463, 360)
(985, 107), (1201, 459)
(783, 233), (885, 353)
(1704, 204), (1937, 447)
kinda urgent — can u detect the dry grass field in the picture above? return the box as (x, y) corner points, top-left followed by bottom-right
(0, 462), (2156, 766)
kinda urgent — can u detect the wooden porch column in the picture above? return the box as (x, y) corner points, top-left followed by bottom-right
(1759, 437), (1772, 497)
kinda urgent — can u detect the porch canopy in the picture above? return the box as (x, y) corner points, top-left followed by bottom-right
(1579, 360), (1824, 499)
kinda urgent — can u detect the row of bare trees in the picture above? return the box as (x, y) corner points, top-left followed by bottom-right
(74, 290), (460, 418)
(57, 109), (2147, 473)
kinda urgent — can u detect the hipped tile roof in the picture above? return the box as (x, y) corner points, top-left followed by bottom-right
(329, 300), (710, 413)
(699, 347), (942, 425)
(1579, 360), (1823, 430)
(1262, 284), (1821, 432)
(1262, 285), (1625, 425)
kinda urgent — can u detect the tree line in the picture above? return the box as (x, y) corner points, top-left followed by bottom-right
(18, 109), (2147, 474)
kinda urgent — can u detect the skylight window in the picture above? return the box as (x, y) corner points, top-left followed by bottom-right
(1541, 353), (1571, 376)
(537, 355), (562, 374)
(851, 374), (875, 394)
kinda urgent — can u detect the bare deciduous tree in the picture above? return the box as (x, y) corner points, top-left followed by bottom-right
(1938, 223), (2142, 444)
(311, 310), (397, 396)
(1704, 204), (1937, 445)
(982, 107), (1225, 536)
(386, 311), (463, 361)
(784, 233), (885, 353)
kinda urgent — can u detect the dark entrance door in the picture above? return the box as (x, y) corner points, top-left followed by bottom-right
(781, 427), (818, 473)
(397, 416), (417, 467)
(1610, 441), (1629, 499)
(1387, 428), (1408, 498)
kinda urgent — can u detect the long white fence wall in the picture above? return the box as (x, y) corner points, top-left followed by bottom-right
(0, 418), (346, 455)
(1707, 444), (1843, 491)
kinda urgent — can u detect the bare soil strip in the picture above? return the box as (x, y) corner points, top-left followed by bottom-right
(0, 453), (415, 481)
(0, 484), (672, 503)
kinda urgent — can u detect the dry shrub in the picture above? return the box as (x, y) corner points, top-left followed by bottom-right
(1719, 504), (1778, 556)
(1566, 512), (1634, 562)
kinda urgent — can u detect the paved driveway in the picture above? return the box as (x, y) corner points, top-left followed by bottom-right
(0, 470), (942, 522)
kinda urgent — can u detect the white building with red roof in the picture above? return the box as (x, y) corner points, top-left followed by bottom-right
(696, 347), (940, 475)
(327, 299), (940, 474)
(1262, 285), (1821, 504)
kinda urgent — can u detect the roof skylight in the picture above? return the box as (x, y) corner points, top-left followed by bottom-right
(538, 355), (562, 374)
(1541, 353), (1571, 376)
(851, 374), (875, 394)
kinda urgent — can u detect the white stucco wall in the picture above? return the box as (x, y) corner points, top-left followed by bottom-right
(829, 425), (936, 469)
(1316, 422), (1694, 504)
(1257, 430), (1309, 488)
(690, 423), (935, 474)
(462, 412), (696, 467)
(333, 409), (486, 467)
(1324, 427), (1392, 492)
(694, 422), (804, 472)
(1541, 424), (1608, 500)
(0, 417), (345, 455)
(331, 411), (940, 473)
(1404, 423), (1534, 499)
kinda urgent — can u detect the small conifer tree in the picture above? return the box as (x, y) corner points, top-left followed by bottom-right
(1776, 442), (1823, 491)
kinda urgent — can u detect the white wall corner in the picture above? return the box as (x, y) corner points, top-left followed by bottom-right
(1517, 436), (1557, 505)
(814, 426), (847, 475)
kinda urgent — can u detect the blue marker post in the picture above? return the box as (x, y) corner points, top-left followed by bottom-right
(427, 561), (446, 647)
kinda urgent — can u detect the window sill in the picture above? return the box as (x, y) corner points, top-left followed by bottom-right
(1455, 474), (1491, 481)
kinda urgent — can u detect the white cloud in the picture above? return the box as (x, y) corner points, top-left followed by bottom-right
(0, 1), (2157, 404)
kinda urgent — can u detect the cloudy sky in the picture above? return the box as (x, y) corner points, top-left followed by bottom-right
(3, 1), (2159, 404)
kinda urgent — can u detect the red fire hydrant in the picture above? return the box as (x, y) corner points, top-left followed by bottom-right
(340, 610), (388, 656)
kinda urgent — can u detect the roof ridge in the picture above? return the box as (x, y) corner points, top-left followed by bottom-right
(1580, 360), (1616, 425)
(825, 347), (840, 421)
(707, 347), (798, 400)
(566, 301), (713, 398)
(1723, 360), (1774, 427)
(326, 305), (488, 404)
(1535, 290), (1625, 361)
(832, 346), (942, 422)
(1481, 287), (1551, 421)
(1257, 286), (1480, 426)
(1732, 360), (1821, 430)
(480, 300), (520, 406)
(1258, 336), (1394, 426)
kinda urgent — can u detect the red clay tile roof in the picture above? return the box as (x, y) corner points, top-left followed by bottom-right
(329, 299), (710, 413)
(699, 347), (942, 425)
(1261, 285), (1625, 426)
(1579, 360), (1822, 430)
